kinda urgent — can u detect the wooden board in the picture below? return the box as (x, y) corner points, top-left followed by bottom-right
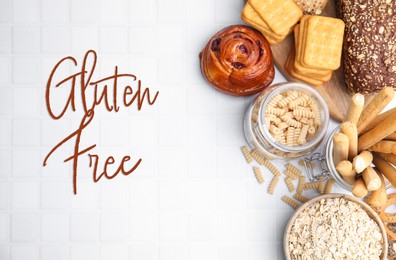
(270, 0), (373, 122)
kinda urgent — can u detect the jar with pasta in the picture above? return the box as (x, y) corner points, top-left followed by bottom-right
(243, 82), (329, 159)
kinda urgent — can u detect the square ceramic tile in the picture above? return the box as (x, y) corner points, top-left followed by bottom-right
(42, 26), (70, 53)
(189, 244), (217, 260)
(188, 210), (215, 242)
(0, 213), (9, 242)
(13, 0), (39, 22)
(158, 56), (185, 85)
(214, 0), (243, 23)
(100, 118), (129, 146)
(70, 0), (98, 23)
(11, 246), (38, 260)
(11, 182), (39, 209)
(216, 147), (247, 178)
(41, 0), (68, 22)
(248, 243), (278, 260)
(12, 118), (40, 146)
(158, 87), (187, 116)
(129, 117), (158, 146)
(70, 213), (99, 242)
(99, 181), (127, 209)
(130, 245), (159, 260)
(187, 85), (215, 115)
(71, 27), (99, 53)
(0, 0), (11, 22)
(216, 116), (246, 145)
(159, 210), (186, 241)
(187, 180), (217, 209)
(130, 211), (159, 242)
(100, 27), (126, 53)
(247, 180), (276, 210)
(12, 57), (39, 84)
(40, 246), (69, 260)
(158, 26), (184, 54)
(218, 181), (247, 209)
(0, 89), (11, 114)
(217, 210), (247, 242)
(0, 119), (10, 146)
(159, 180), (185, 209)
(129, 180), (158, 209)
(0, 57), (10, 84)
(127, 0), (157, 24)
(12, 150), (41, 178)
(0, 151), (11, 179)
(41, 213), (69, 241)
(70, 245), (99, 260)
(0, 27), (11, 52)
(101, 245), (129, 260)
(70, 182), (98, 209)
(41, 181), (69, 209)
(99, 0), (125, 23)
(188, 148), (216, 178)
(12, 88), (39, 116)
(11, 213), (39, 242)
(186, 0), (213, 23)
(13, 27), (40, 53)
(128, 26), (157, 54)
(187, 117), (216, 146)
(160, 244), (187, 260)
(158, 148), (187, 178)
(40, 118), (71, 146)
(0, 182), (9, 209)
(218, 244), (246, 260)
(158, 117), (187, 146)
(158, 0), (185, 23)
(247, 210), (276, 242)
(100, 212), (128, 242)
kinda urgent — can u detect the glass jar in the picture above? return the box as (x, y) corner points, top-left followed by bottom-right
(243, 82), (330, 160)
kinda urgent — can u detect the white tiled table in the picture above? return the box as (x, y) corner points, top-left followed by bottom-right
(1, 0), (396, 259)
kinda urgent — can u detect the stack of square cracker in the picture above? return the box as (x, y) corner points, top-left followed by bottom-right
(285, 15), (345, 86)
(241, 0), (303, 44)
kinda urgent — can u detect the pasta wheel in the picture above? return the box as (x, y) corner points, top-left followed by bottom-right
(268, 94), (284, 108)
(282, 115), (302, 128)
(307, 126), (316, 135)
(268, 176), (279, 194)
(253, 167), (264, 184)
(278, 91), (298, 108)
(286, 127), (295, 146)
(293, 193), (310, 203)
(240, 146), (253, 164)
(251, 149), (266, 165)
(285, 163), (302, 177)
(284, 169), (299, 180)
(293, 128), (301, 145)
(298, 159), (316, 168)
(272, 117), (281, 125)
(317, 180), (326, 194)
(296, 176), (306, 194)
(281, 195), (299, 209)
(265, 114), (277, 121)
(288, 95), (309, 109)
(265, 107), (285, 116)
(262, 159), (282, 177)
(300, 117), (309, 125)
(274, 133), (286, 145)
(293, 109), (315, 119)
(324, 178), (335, 194)
(310, 101), (321, 126)
(277, 122), (288, 130)
(284, 177), (295, 192)
(297, 124), (309, 145)
(303, 181), (321, 190)
(269, 125), (282, 135)
(308, 118), (314, 127)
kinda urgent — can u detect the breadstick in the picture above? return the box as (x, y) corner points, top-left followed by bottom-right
(365, 171), (387, 208)
(344, 93), (364, 125)
(378, 152), (396, 166)
(369, 140), (396, 154)
(358, 109), (396, 151)
(357, 86), (395, 134)
(352, 151), (373, 173)
(340, 121), (358, 160)
(333, 133), (349, 166)
(324, 178), (335, 194)
(335, 160), (356, 185)
(362, 166), (381, 191)
(352, 178), (368, 198)
(373, 153), (396, 187)
(360, 106), (396, 135)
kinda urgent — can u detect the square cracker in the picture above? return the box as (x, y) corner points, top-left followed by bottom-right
(294, 24), (332, 77)
(242, 3), (286, 41)
(302, 16), (345, 70)
(248, 0), (302, 36)
(242, 14), (283, 44)
(285, 45), (324, 86)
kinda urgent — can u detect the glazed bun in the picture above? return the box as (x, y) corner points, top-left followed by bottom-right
(200, 25), (274, 96)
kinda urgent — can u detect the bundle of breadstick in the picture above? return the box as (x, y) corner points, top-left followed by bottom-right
(333, 87), (396, 208)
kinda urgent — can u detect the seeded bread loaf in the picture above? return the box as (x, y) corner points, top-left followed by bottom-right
(337, 0), (396, 94)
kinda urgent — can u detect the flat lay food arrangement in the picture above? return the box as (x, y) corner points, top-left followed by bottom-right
(199, 0), (396, 258)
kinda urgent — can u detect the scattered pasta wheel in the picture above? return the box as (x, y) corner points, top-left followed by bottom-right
(262, 159), (282, 177)
(253, 167), (264, 184)
(281, 195), (299, 209)
(240, 146), (253, 164)
(284, 177), (295, 192)
(296, 176), (306, 194)
(285, 163), (302, 177)
(297, 125), (309, 145)
(266, 107), (285, 116)
(268, 176), (279, 194)
(324, 178), (335, 194)
(293, 193), (310, 203)
(303, 181), (321, 190)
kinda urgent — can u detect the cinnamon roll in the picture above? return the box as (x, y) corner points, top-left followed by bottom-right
(199, 25), (274, 96)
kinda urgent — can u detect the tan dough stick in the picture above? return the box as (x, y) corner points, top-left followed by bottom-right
(386, 132), (396, 141)
(366, 171), (387, 208)
(344, 93), (364, 125)
(362, 166), (381, 191)
(332, 132), (349, 166)
(335, 160), (356, 185)
(373, 153), (396, 187)
(358, 108), (396, 151)
(360, 106), (396, 135)
(352, 178), (368, 198)
(357, 87), (395, 134)
(340, 121), (358, 160)
(378, 152), (396, 166)
(352, 151), (373, 173)
(369, 141), (396, 154)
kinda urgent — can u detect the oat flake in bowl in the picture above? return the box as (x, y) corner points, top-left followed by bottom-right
(285, 194), (387, 259)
